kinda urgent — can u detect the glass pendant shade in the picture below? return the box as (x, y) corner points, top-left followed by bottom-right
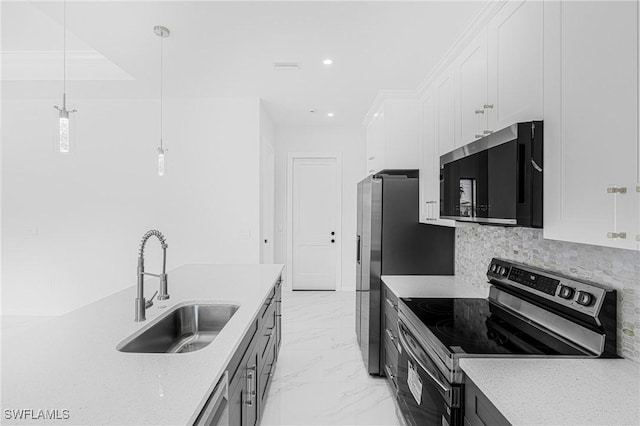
(58, 110), (70, 153)
(158, 148), (166, 176)
(54, 95), (76, 153)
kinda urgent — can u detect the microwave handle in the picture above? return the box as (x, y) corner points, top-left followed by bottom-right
(397, 323), (451, 396)
(356, 235), (361, 264)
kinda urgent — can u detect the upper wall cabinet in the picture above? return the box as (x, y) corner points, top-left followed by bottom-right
(365, 97), (420, 175)
(454, 29), (488, 148)
(436, 66), (456, 157)
(453, 0), (543, 149)
(543, 0), (639, 251)
(486, 0), (543, 132)
(420, 70), (456, 226)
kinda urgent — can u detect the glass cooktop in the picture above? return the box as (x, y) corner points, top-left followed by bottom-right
(401, 298), (587, 356)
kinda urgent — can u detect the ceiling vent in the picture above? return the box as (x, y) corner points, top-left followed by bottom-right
(273, 61), (301, 71)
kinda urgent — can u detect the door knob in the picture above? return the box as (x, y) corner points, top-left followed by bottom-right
(331, 231), (335, 235)
(264, 239), (268, 244)
(331, 239), (335, 243)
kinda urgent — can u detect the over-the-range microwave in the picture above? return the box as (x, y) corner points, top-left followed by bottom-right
(440, 121), (543, 227)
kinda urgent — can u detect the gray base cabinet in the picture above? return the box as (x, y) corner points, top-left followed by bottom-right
(380, 281), (399, 394)
(464, 378), (511, 426)
(199, 277), (282, 426)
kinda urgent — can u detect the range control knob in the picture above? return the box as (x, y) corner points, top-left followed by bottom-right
(576, 291), (594, 307)
(558, 285), (575, 300)
(490, 264), (497, 273)
(500, 266), (508, 276)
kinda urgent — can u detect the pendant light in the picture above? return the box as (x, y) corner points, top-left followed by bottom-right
(53, 0), (76, 153)
(155, 25), (170, 176)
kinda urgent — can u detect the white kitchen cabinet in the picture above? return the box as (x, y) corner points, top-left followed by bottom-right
(366, 111), (386, 175)
(454, 28), (488, 148)
(436, 65), (456, 157)
(543, 0), (639, 250)
(419, 84), (455, 226)
(486, 0), (543, 133)
(365, 98), (420, 175)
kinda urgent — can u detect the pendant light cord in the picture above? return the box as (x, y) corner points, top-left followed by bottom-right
(63, 0), (66, 96)
(160, 34), (163, 151)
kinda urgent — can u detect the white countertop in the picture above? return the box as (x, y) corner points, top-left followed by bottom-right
(1, 263), (284, 425)
(383, 275), (640, 425)
(460, 358), (640, 426)
(381, 275), (489, 299)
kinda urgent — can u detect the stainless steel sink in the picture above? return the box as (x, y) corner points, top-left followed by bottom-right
(117, 303), (239, 354)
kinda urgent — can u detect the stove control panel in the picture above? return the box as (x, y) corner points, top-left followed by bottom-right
(487, 258), (607, 317)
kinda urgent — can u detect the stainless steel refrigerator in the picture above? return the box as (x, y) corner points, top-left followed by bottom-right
(355, 170), (455, 375)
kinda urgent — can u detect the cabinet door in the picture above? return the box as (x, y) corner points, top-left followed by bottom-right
(543, 0), (638, 250)
(420, 89), (437, 223)
(366, 111), (385, 175)
(436, 65), (456, 157)
(228, 375), (243, 426)
(455, 28), (488, 147)
(487, 0), (543, 132)
(242, 346), (259, 426)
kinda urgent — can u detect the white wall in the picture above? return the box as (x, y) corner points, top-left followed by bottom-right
(274, 125), (366, 291)
(2, 97), (262, 316)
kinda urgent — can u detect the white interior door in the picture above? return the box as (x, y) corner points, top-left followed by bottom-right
(291, 156), (340, 290)
(260, 142), (275, 263)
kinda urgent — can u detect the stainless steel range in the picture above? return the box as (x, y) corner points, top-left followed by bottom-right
(396, 258), (618, 426)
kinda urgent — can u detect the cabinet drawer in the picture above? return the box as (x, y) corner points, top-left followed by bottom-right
(259, 305), (277, 363)
(383, 309), (398, 347)
(383, 337), (398, 391)
(259, 286), (277, 320)
(259, 338), (277, 404)
(226, 319), (258, 383)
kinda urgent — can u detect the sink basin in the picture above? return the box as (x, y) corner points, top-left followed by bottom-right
(117, 303), (239, 354)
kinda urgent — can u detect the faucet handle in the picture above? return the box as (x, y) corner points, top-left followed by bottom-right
(145, 290), (158, 309)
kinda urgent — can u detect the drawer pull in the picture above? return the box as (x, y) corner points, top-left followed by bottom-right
(385, 297), (397, 311)
(385, 328), (396, 342)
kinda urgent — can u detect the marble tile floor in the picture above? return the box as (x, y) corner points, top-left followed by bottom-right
(260, 290), (404, 426)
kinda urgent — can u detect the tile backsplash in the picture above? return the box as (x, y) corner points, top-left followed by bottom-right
(455, 225), (640, 362)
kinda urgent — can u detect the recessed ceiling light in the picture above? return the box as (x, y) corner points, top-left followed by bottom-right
(323, 59), (333, 65)
(327, 113), (334, 117)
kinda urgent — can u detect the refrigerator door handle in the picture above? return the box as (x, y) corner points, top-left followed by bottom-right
(356, 235), (361, 264)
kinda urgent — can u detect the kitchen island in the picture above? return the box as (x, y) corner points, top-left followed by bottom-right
(1, 264), (284, 425)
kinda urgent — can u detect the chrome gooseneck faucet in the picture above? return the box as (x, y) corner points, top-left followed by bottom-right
(135, 229), (169, 322)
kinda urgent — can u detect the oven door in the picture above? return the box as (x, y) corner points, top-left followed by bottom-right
(396, 321), (462, 426)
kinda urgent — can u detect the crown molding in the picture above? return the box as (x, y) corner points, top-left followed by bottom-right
(416, 0), (508, 99)
(362, 89), (418, 127)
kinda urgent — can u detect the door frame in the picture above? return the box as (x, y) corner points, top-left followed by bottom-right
(286, 152), (343, 291)
(260, 140), (275, 264)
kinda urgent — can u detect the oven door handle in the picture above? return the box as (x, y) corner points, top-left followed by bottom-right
(397, 323), (451, 396)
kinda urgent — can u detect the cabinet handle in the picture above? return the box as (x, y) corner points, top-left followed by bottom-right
(474, 109), (485, 114)
(483, 104), (494, 109)
(636, 185), (640, 192)
(475, 134), (484, 139)
(607, 186), (627, 194)
(483, 130), (493, 135)
(368, 169), (375, 173)
(385, 297), (397, 311)
(385, 328), (396, 342)
(636, 235), (640, 242)
(245, 365), (256, 406)
(368, 156), (375, 160)
(607, 232), (627, 239)
(384, 364), (395, 380)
